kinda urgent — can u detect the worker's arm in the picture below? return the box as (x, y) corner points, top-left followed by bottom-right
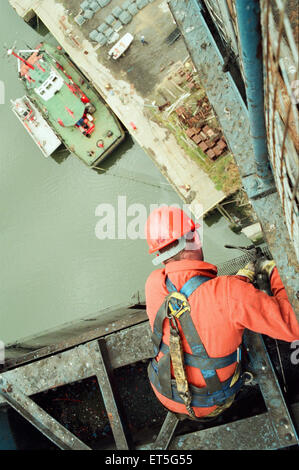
(228, 269), (299, 342)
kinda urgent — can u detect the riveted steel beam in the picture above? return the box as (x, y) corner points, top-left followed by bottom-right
(148, 411), (179, 450)
(0, 319), (297, 450)
(139, 412), (291, 450)
(90, 340), (132, 450)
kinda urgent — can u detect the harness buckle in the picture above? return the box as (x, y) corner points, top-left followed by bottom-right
(167, 311), (179, 332)
(166, 292), (191, 319)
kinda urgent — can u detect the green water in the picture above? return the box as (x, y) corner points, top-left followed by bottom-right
(0, 1), (250, 345)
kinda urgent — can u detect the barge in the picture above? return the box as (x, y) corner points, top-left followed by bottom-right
(9, 42), (125, 167)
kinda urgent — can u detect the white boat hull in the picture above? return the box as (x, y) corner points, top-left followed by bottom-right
(11, 96), (61, 157)
(108, 33), (134, 60)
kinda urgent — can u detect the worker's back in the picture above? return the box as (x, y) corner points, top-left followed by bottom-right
(145, 258), (299, 417)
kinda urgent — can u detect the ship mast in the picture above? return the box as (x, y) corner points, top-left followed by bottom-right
(7, 48), (35, 70)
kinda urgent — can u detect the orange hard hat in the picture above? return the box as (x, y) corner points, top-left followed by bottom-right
(145, 206), (199, 254)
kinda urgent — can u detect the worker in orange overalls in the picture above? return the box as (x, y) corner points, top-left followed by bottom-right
(145, 206), (299, 420)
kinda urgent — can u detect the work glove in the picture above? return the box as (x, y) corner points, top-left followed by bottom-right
(236, 261), (255, 282)
(255, 258), (276, 279)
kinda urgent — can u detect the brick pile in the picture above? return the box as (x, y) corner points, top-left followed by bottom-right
(175, 105), (227, 161)
(163, 66), (227, 161)
(176, 69), (201, 92)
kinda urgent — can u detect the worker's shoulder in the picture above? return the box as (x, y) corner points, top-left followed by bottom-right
(215, 274), (258, 297)
(214, 274), (250, 284)
(187, 275), (229, 296)
(206, 274), (253, 290)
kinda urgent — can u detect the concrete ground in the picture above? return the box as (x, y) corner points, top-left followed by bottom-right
(75, 0), (189, 97)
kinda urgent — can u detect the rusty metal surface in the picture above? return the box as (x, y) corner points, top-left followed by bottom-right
(169, 0), (298, 312)
(0, 376), (91, 450)
(139, 412), (289, 450)
(2, 308), (147, 371)
(91, 340), (131, 450)
(105, 322), (154, 369)
(0, 344), (96, 406)
(0, 305), (297, 449)
(253, 192), (299, 313)
(244, 331), (299, 447)
(169, 413), (282, 450)
(0, 338), (135, 449)
(203, 0), (239, 60)
(0, 324), (298, 449)
(0, 323), (153, 406)
(148, 411), (179, 450)
(168, 0), (260, 198)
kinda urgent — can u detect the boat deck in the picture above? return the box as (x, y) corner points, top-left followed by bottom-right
(12, 96), (62, 157)
(30, 44), (125, 167)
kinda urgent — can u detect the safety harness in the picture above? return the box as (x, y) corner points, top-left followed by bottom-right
(148, 275), (244, 420)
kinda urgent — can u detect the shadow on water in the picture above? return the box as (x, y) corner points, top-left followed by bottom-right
(92, 133), (134, 173)
(51, 133), (133, 170)
(51, 146), (70, 165)
(27, 15), (49, 38)
(204, 210), (222, 227)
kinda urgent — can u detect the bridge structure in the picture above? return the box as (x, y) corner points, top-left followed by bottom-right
(1, 0), (298, 451)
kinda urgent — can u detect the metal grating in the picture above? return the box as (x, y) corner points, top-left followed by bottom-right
(217, 245), (272, 276)
(260, 0), (299, 261)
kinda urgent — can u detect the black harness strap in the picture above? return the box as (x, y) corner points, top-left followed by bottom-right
(148, 274), (243, 409)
